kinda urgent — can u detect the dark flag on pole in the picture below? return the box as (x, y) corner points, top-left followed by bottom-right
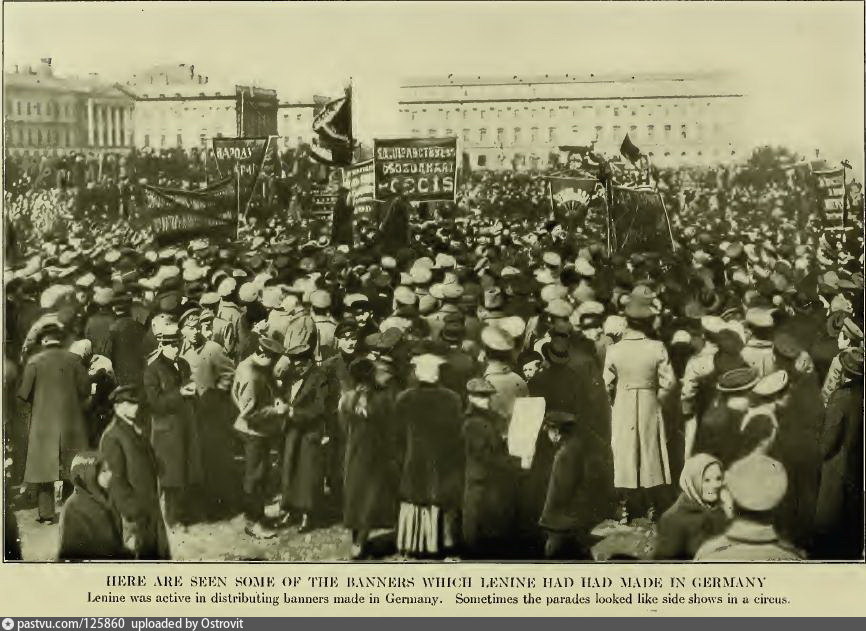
(310, 86), (353, 166)
(619, 133), (643, 164)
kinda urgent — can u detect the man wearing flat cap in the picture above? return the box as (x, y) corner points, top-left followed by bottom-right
(99, 386), (170, 559)
(695, 455), (801, 561)
(279, 339), (336, 533)
(480, 326), (528, 421)
(231, 335), (288, 539)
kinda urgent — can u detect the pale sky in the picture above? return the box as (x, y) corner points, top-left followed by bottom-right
(4, 1), (864, 172)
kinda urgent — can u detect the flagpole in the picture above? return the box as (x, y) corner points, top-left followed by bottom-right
(548, 179), (556, 221)
(236, 167), (241, 240)
(239, 88), (245, 136)
(348, 77), (355, 164)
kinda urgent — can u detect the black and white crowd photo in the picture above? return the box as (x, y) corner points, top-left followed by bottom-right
(2, 1), (863, 563)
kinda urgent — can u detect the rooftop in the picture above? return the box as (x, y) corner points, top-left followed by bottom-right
(4, 62), (131, 99)
(401, 71), (731, 88)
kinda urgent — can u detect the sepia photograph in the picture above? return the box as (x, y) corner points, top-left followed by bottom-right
(2, 0), (863, 565)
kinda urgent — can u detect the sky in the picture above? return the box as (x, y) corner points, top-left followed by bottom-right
(4, 1), (864, 171)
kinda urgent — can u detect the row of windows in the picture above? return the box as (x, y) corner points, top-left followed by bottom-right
(411, 122), (722, 145)
(7, 125), (76, 147)
(141, 131), (227, 148)
(7, 99), (76, 119)
(401, 101), (719, 121)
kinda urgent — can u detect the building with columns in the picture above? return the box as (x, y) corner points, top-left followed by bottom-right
(397, 73), (746, 170)
(4, 59), (134, 156)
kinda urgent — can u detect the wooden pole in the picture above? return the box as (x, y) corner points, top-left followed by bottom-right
(236, 168), (241, 240)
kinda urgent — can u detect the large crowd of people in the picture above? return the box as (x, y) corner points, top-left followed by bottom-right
(3, 144), (864, 562)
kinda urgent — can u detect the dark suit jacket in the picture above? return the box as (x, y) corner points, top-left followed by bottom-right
(108, 316), (147, 386)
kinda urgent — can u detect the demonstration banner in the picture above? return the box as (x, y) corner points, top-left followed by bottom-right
(140, 177), (236, 242)
(374, 137), (457, 202)
(212, 137), (272, 214)
(547, 175), (606, 233)
(610, 185), (675, 254)
(343, 159), (375, 204)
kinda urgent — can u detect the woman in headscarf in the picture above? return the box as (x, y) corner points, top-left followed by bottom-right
(58, 451), (128, 560)
(653, 453), (729, 560)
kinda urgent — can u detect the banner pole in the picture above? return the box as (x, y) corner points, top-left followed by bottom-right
(604, 182), (612, 256)
(657, 189), (676, 253)
(236, 168), (241, 240)
(547, 179), (555, 221)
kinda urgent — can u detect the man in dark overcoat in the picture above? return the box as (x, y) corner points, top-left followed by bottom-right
(279, 340), (336, 532)
(107, 297), (147, 387)
(814, 348), (864, 560)
(330, 175), (355, 247)
(17, 322), (89, 522)
(84, 288), (116, 357)
(377, 182), (412, 256)
(461, 378), (519, 559)
(539, 410), (615, 559)
(99, 386), (170, 559)
(142, 322), (202, 527)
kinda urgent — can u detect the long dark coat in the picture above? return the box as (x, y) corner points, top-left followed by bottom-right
(108, 316), (147, 386)
(281, 366), (335, 513)
(539, 425), (615, 547)
(395, 384), (464, 509)
(378, 196), (412, 256)
(18, 347), (90, 483)
(99, 418), (170, 560)
(341, 387), (400, 530)
(189, 341), (239, 520)
(815, 381), (864, 559)
(462, 407), (519, 555)
(142, 354), (203, 489)
(331, 188), (355, 246)
(58, 485), (128, 560)
(84, 308), (116, 357)
(774, 370), (824, 549)
(653, 494), (728, 560)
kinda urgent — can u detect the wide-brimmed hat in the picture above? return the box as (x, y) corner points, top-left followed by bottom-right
(716, 367), (759, 393)
(839, 348), (864, 376)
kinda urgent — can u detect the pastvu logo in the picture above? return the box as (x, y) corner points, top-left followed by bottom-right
(2, 618), (15, 630)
